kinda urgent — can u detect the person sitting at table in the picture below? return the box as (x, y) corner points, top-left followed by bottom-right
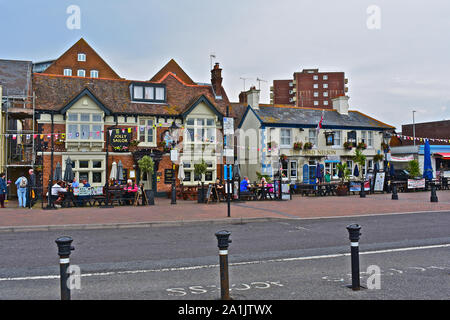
(51, 180), (67, 207)
(81, 179), (91, 188)
(123, 179), (138, 205)
(71, 178), (79, 188)
(240, 176), (250, 192)
(259, 177), (267, 187)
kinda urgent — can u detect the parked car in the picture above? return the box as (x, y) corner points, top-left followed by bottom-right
(393, 169), (410, 181)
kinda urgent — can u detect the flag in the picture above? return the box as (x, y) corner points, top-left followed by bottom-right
(316, 109), (325, 133)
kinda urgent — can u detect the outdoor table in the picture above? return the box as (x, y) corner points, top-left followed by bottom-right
(249, 185), (273, 200)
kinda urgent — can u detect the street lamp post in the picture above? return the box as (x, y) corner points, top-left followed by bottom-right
(168, 120), (180, 205)
(412, 110), (416, 146)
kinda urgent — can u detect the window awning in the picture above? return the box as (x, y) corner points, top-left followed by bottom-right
(435, 153), (450, 160)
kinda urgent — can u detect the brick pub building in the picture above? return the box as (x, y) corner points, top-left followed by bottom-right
(34, 38), (233, 197)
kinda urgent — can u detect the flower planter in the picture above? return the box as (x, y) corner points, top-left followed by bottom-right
(336, 185), (348, 196)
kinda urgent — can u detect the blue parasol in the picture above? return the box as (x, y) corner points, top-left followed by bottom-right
(353, 164), (359, 178)
(423, 139), (433, 180)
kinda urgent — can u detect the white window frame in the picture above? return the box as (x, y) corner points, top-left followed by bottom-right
(313, 84), (318, 89)
(323, 75), (328, 80)
(90, 70), (99, 78)
(180, 158), (216, 186)
(368, 131), (374, 147)
(324, 100), (329, 106)
(138, 117), (156, 147)
(323, 91), (329, 97)
(309, 129), (316, 146)
(77, 69), (86, 77)
(314, 101), (319, 106)
(66, 112), (104, 142)
(64, 68), (72, 76)
(313, 75), (319, 80)
(323, 83), (328, 89)
(333, 130), (341, 146)
(280, 128), (292, 148)
(78, 53), (86, 62)
(184, 117), (216, 145)
(313, 92), (319, 97)
(63, 156), (105, 187)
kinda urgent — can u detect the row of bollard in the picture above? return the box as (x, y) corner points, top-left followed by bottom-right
(391, 182), (439, 202)
(54, 226), (364, 300)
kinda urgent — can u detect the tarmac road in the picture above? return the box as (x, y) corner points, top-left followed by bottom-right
(0, 211), (449, 300)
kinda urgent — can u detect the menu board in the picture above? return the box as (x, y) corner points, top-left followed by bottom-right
(374, 172), (385, 192)
(73, 186), (103, 196)
(164, 169), (174, 184)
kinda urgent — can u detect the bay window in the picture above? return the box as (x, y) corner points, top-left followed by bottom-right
(66, 112), (104, 141)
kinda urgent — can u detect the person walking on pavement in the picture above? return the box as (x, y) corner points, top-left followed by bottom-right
(15, 174), (28, 208)
(0, 173), (8, 208)
(27, 169), (36, 208)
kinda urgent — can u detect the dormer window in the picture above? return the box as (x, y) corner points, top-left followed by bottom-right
(131, 83), (166, 103)
(78, 53), (86, 61)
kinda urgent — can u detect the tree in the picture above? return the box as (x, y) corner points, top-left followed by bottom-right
(194, 159), (208, 182)
(138, 156), (154, 190)
(406, 160), (421, 178)
(353, 149), (367, 179)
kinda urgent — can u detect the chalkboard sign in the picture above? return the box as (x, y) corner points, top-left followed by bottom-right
(144, 189), (154, 205)
(164, 169), (174, 184)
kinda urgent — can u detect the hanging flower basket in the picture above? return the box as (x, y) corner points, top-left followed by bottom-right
(343, 141), (353, 150)
(303, 142), (313, 150)
(280, 154), (288, 162)
(293, 142), (303, 151)
(356, 142), (367, 150)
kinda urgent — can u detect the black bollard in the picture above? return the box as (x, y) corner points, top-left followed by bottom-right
(346, 224), (361, 291)
(392, 184), (398, 200)
(430, 182), (438, 203)
(215, 230), (232, 300)
(360, 181), (366, 198)
(55, 236), (75, 300)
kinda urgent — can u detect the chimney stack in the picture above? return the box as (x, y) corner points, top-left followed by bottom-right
(211, 63), (223, 98)
(332, 95), (349, 115)
(246, 86), (260, 110)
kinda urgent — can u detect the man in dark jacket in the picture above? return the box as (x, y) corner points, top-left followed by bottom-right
(27, 169), (36, 208)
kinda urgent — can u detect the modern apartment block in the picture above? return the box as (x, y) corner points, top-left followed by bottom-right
(270, 68), (348, 109)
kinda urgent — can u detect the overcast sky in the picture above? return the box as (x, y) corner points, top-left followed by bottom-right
(1, 0), (449, 132)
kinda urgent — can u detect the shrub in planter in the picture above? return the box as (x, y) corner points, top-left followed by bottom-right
(303, 142), (313, 150)
(336, 162), (351, 196)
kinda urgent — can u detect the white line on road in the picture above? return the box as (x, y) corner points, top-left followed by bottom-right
(1, 243), (449, 282)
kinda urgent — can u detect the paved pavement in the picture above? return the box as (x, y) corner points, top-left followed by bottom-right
(0, 190), (449, 231)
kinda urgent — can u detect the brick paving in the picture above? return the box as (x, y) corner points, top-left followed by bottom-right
(0, 191), (449, 230)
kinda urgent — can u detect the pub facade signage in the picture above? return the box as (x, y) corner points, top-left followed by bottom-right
(110, 129), (131, 152)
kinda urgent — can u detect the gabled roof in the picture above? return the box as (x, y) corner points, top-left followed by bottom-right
(150, 59), (196, 85)
(0, 59), (32, 96)
(43, 38), (121, 79)
(181, 95), (224, 120)
(239, 104), (394, 130)
(33, 72), (230, 117)
(59, 87), (112, 115)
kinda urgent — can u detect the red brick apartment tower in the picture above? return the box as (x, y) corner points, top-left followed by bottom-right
(271, 68), (348, 109)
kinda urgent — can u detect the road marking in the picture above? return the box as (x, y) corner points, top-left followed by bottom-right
(1, 243), (449, 282)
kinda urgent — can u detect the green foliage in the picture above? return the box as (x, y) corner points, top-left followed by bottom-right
(407, 160), (421, 178)
(194, 159), (208, 177)
(138, 156), (154, 176)
(374, 153), (384, 163)
(337, 162), (351, 184)
(353, 149), (366, 178)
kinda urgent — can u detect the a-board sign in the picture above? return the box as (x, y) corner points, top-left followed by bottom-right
(374, 172), (385, 192)
(164, 169), (174, 184)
